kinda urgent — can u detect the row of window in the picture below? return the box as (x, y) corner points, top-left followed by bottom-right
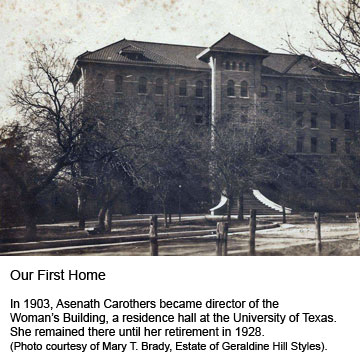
(149, 104), (208, 124)
(295, 112), (352, 130)
(223, 61), (251, 71)
(293, 87), (355, 104)
(97, 73), (207, 97)
(99, 73), (356, 106)
(226, 80), (249, 97)
(296, 136), (352, 154)
(226, 81), (284, 101)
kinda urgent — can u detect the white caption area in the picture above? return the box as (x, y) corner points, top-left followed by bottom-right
(0, 256), (358, 363)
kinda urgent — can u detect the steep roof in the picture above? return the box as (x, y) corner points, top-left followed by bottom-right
(78, 38), (209, 70)
(75, 35), (352, 78)
(263, 53), (352, 77)
(210, 33), (268, 54)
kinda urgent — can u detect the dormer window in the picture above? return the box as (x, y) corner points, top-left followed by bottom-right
(119, 46), (152, 62)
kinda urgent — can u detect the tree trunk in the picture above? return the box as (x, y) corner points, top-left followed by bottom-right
(169, 213), (172, 224)
(23, 195), (38, 241)
(249, 209), (256, 256)
(314, 212), (322, 255)
(282, 206), (287, 224)
(237, 191), (244, 221)
(24, 212), (37, 242)
(104, 205), (113, 233)
(97, 206), (106, 232)
(77, 187), (87, 230)
(355, 212), (360, 247)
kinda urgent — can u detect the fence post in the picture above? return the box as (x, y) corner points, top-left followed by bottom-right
(282, 206), (286, 224)
(216, 222), (228, 256)
(249, 209), (256, 256)
(314, 212), (321, 255)
(355, 212), (360, 247)
(149, 215), (158, 256)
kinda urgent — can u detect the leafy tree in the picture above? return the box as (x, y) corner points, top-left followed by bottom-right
(209, 105), (291, 221)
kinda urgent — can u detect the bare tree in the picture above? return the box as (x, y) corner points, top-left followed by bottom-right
(0, 42), (95, 240)
(315, 0), (360, 76)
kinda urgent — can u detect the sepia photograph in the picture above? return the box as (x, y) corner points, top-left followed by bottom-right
(1, 0), (360, 256)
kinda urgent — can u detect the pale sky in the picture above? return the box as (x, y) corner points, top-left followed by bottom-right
(0, 0), (339, 120)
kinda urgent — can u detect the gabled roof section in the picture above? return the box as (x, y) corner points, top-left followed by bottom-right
(211, 33), (268, 54)
(263, 53), (354, 78)
(197, 33), (268, 61)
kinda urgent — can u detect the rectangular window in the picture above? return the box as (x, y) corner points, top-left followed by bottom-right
(330, 94), (336, 105)
(330, 138), (337, 153)
(296, 112), (303, 127)
(345, 138), (351, 154)
(344, 114), (351, 130)
(179, 105), (187, 116)
(311, 137), (317, 153)
(311, 113), (318, 129)
(155, 104), (164, 121)
(310, 90), (317, 104)
(195, 115), (203, 124)
(195, 106), (203, 124)
(296, 136), (304, 153)
(330, 113), (337, 129)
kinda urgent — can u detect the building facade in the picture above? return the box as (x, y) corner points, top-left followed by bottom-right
(70, 33), (360, 211)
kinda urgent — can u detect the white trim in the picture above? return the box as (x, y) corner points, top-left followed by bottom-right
(253, 190), (292, 214)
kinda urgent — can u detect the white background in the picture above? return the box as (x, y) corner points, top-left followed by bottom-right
(0, 257), (358, 362)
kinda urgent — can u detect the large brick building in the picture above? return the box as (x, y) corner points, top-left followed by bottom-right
(70, 33), (360, 211)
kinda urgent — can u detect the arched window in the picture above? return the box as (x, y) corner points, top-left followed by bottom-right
(225, 61), (230, 70)
(275, 86), (282, 102)
(232, 61), (237, 70)
(245, 62), (250, 71)
(96, 73), (104, 89)
(155, 78), (164, 95)
(296, 87), (303, 103)
(179, 80), (187, 96)
(195, 80), (204, 97)
(261, 85), (268, 98)
(227, 80), (235, 97)
(138, 77), (147, 94)
(239, 62), (244, 71)
(114, 75), (123, 93)
(240, 81), (248, 98)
